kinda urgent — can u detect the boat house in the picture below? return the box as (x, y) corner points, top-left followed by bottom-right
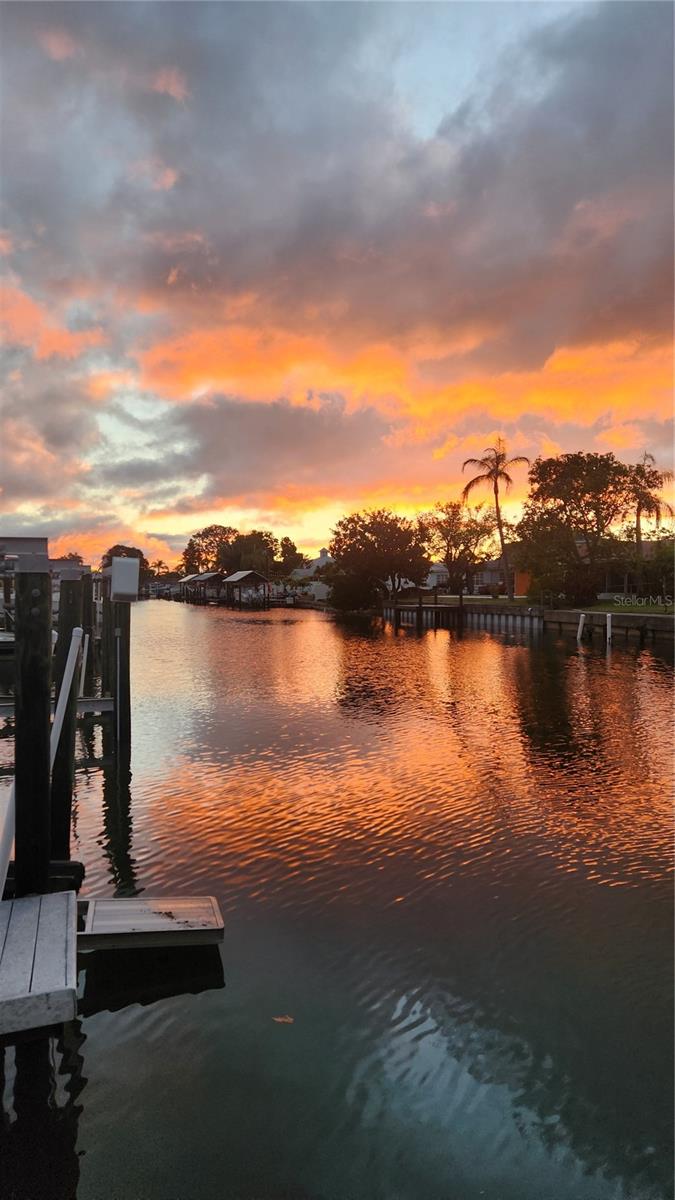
(222, 570), (270, 608)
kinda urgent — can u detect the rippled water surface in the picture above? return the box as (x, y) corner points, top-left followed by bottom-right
(1, 602), (673, 1200)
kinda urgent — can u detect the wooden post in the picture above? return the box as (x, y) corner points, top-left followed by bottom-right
(13, 559), (52, 897)
(101, 580), (114, 696)
(51, 575), (83, 859)
(416, 590), (423, 632)
(81, 571), (94, 694)
(113, 601), (131, 759)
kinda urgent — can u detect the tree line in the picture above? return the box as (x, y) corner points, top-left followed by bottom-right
(66, 444), (670, 607)
(85, 529), (309, 583)
(326, 445), (673, 608)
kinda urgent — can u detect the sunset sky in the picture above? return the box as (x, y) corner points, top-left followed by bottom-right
(1, 1), (673, 565)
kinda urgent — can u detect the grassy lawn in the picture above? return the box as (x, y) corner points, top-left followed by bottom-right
(584, 601), (674, 615)
(435, 596), (530, 607)
(433, 596), (674, 615)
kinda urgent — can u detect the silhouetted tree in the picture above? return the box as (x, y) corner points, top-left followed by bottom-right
(330, 509), (430, 602)
(424, 502), (497, 594)
(627, 452), (673, 560)
(100, 544), (151, 582)
(516, 452), (634, 603)
(461, 437), (529, 599)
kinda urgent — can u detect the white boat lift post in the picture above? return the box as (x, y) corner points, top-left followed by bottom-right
(606, 612), (612, 645)
(78, 632), (89, 698)
(51, 628), (83, 770)
(576, 613), (586, 642)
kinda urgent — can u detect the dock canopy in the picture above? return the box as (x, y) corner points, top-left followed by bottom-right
(222, 570), (270, 609)
(222, 570), (269, 586)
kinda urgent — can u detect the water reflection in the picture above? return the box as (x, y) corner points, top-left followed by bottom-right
(1, 604), (672, 1199)
(512, 639), (591, 759)
(79, 946), (224, 1016)
(99, 719), (139, 897)
(0, 1024), (85, 1200)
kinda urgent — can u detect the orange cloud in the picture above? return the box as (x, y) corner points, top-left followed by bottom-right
(137, 313), (672, 441)
(37, 28), (79, 61)
(151, 67), (189, 102)
(0, 282), (104, 359)
(138, 322), (411, 404)
(129, 158), (179, 191)
(49, 526), (181, 569)
(86, 370), (136, 399)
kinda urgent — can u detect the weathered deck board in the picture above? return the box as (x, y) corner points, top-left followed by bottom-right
(0, 895), (40, 998)
(78, 895), (224, 950)
(0, 892), (77, 1034)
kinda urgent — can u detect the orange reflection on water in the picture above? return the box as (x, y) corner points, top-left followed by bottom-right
(72, 606), (675, 908)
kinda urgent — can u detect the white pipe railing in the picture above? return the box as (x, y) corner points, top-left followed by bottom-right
(0, 782), (14, 897)
(50, 627), (83, 770)
(78, 632), (90, 698)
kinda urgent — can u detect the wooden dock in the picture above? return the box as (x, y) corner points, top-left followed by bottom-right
(78, 895), (224, 951)
(0, 892), (77, 1035)
(0, 551), (226, 1041)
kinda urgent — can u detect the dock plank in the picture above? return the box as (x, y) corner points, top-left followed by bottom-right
(31, 891), (69, 992)
(79, 895), (224, 950)
(0, 893), (77, 1034)
(0, 895), (41, 1000)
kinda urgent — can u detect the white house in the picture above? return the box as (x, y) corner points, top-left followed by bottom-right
(290, 547), (334, 602)
(425, 563), (449, 589)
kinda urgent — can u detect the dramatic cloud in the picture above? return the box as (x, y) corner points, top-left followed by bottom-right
(0, 1), (672, 561)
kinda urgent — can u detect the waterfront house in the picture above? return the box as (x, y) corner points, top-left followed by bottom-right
(425, 563), (450, 589)
(290, 547), (334, 602)
(472, 554), (531, 597)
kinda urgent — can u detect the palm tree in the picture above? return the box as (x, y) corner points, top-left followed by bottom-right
(629, 452), (674, 560)
(151, 558), (168, 577)
(461, 437), (530, 600)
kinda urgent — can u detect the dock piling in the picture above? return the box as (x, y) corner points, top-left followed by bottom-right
(13, 557), (52, 897)
(51, 575), (83, 859)
(113, 601), (131, 757)
(101, 583), (114, 696)
(81, 571), (95, 692)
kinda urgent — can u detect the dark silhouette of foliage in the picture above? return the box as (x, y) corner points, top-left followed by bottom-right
(461, 437), (529, 599)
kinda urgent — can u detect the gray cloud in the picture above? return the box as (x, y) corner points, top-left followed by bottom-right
(1, 2), (671, 371)
(0, 1), (672, 536)
(95, 393), (393, 506)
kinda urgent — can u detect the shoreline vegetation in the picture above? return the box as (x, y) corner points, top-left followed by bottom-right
(70, 447), (673, 619)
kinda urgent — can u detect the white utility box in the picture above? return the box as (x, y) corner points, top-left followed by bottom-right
(110, 556), (139, 602)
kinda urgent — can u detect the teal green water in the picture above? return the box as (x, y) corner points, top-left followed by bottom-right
(1, 603), (673, 1199)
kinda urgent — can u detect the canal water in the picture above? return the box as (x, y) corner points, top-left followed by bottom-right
(1, 602), (673, 1200)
